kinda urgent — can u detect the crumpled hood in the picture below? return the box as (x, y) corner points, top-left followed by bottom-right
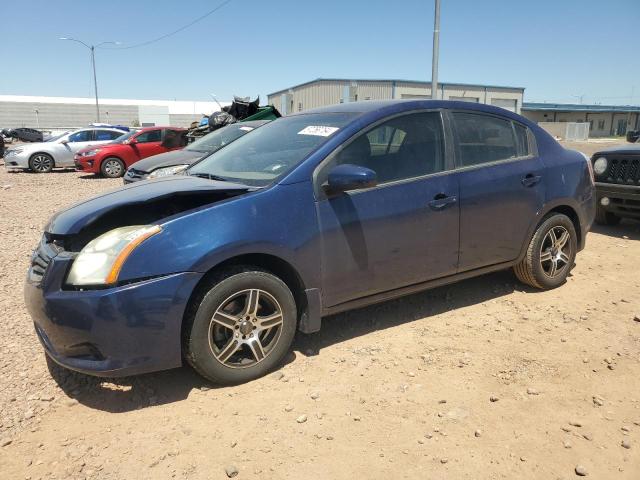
(129, 149), (205, 173)
(46, 175), (253, 236)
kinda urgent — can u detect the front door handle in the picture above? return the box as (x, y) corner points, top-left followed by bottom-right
(428, 193), (457, 210)
(521, 174), (542, 187)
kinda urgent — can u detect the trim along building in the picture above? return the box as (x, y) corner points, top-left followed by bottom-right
(267, 78), (525, 115)
(522, 103), (640, 137)
(0, 95), (228, 131)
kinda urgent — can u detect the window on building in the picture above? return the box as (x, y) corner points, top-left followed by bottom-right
(321, 112), (445, 185)
(449, 96), (479, 103)
(298, 102), (303, 112)
(452, 112), (519, 166)
(597, 119), (605, 130)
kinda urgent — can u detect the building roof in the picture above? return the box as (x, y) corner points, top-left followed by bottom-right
(268, 78), (525, 97)
(523, 102), (640, 113)
(0, 94), (229, 115)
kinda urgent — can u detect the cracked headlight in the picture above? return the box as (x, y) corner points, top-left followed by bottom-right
(148, 164), (189, 179)
(67, 225), (161, 286)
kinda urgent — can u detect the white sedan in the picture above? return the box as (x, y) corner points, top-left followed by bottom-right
(3, 127), (126, 173)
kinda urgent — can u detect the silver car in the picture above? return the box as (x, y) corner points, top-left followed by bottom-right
(3, 127), (126, 173)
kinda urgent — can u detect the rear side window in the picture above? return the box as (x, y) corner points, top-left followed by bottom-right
(95, 130), (122, 141)
(452, 112), (518, 167)
(136, 130), (162, 143)
(513, 123), (529, 157)
(68, 130), (94, 142)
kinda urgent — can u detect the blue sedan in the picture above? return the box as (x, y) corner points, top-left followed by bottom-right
(25, 100), (596, 384)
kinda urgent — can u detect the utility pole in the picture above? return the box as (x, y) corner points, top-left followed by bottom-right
(431, 0), (441, 100)
(59, 38), (120, 123)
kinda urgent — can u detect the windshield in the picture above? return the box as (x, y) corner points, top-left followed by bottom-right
(48, 132), (68, 143)
(186, 123), (261, 153)
(111, 131), (136, 144)
(188, 113), (357, 186)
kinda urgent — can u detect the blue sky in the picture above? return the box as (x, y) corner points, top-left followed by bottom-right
(3, 0), (639, 105)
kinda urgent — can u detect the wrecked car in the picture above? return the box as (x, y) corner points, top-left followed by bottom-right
(123, 120), (270, 184)
(25, 100), (595, 385)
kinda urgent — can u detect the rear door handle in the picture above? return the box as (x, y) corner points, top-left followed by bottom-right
(428, 194), (457, 210)
(521, 174), (541, 187)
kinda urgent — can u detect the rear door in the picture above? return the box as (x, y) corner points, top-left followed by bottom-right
(315, 110), (460, 307)
(57, 130), (96, 166)
(452, 111), (544, 271)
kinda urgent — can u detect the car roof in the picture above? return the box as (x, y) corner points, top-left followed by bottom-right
(236, 120), (271, 127)
(137, 126), (186, 131)
(296, 99), (520, 118)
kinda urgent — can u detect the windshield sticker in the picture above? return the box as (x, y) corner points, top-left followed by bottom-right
(298, 126), (339, 137)
(238, 126), (254, 131)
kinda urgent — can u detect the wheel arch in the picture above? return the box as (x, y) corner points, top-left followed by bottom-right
(181, 253), (311, 342)
(518, 202), (583, 263)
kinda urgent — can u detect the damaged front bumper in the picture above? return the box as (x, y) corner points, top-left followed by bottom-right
(24, 244), (202, 377)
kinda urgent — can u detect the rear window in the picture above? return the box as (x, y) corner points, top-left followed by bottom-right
(513, 123), (529, 157)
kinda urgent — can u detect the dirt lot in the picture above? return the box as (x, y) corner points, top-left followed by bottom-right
(0, 140), (639, 479)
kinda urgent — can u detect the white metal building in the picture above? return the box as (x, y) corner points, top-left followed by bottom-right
(522, 103), (640, 137)
(0, 95), (228, 131)
(267, 78), (525, 115)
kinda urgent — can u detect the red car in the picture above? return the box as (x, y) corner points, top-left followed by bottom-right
(74, 126), (187, 178)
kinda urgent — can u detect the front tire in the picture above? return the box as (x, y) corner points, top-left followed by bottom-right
(514, 213), (577, 289)
(29, 153), (54, 173)
(594, 204), (621, 226)
(184, 268), (297, 385)
(100, 157), (125, 178)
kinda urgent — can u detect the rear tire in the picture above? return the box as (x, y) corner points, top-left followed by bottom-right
(514, 213), (577, 289)
(184, 267), (297, 385)
(100, 157), (125, 178)
(29, 153), (54, 173)
(594, 204), (621, 226)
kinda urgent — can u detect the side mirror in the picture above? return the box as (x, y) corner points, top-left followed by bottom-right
(324, 164), (377, 196)
(127, 138), (137, 145)
(60, 139), (69, 144)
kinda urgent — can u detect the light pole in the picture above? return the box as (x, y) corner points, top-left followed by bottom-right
(431, 0), (441, 100)
(59, 37), (120, 122)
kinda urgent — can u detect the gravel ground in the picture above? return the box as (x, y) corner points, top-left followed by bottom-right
(1, 141), (639, 479)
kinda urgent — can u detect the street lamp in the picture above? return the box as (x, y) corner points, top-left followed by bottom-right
(59, 37), (120, 122)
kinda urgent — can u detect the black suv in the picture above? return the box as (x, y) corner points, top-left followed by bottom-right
(592, 141), (640, 224)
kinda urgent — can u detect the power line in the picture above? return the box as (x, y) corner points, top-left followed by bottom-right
(100, 0), (235, 50)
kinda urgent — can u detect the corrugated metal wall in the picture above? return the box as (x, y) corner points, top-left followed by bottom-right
(268, 80), (523, 114)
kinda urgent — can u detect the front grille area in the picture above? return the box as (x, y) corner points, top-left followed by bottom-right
(29, 236), (61, 283)
(601, 156), (640, 185)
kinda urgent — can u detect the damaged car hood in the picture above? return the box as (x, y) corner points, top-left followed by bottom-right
(46, 175), (254, 237)
(129, 149), (206, 173)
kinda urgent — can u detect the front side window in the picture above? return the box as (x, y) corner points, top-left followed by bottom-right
(452, 112), (519, 167)
(68, 130), (94, 143)
(135, 130), (162, 143)
(189, 113), (356, 187)
(319, 111), (445, 186)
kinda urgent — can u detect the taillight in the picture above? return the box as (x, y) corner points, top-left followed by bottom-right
(581, 152), (595, 185)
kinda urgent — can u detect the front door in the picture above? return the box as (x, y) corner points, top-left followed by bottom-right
(315, 111), (460, 307)
(56, 130), (96, 166)
(131, 129), (164, 163)
(451, 111), (545, 271)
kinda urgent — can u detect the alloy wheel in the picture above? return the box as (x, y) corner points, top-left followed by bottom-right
(539, 226), (571, 278)
(208, 289), (284, 369)
(103, 159), (123, 177)
(31, 154), (52, 172)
